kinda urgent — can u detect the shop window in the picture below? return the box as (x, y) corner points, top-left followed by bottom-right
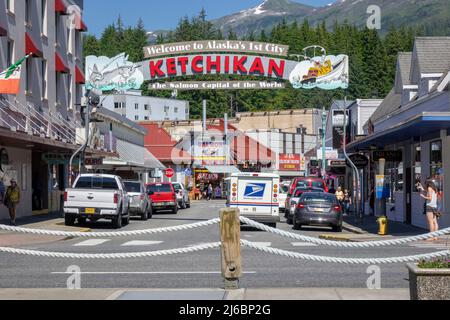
(385, 157), (404, 203)
(430, 140), (443, 191)
(413, 145), (421, 192)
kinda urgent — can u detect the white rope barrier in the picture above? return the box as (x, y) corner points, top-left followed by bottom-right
(240, 217), (450, 248)
(0, 242), (221, 259)
(241, 240), (450, 265)
(0, 218), (220, 238)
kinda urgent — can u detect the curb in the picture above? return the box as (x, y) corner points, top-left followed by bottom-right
(319, 234), (357, 242)
(342, 222), (367, 235)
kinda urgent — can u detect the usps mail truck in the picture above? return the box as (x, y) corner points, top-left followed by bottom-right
(227, 173), (280, 227)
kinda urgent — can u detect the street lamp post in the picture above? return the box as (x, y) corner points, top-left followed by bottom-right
(322, 106), (327, 178)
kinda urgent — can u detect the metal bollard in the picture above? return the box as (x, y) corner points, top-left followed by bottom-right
(220, 208), (242, 290)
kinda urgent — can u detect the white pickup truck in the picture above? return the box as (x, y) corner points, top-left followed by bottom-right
(64, 174), (130, 229)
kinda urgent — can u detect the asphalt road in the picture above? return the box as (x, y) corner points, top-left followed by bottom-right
(0, 201), (443, 289)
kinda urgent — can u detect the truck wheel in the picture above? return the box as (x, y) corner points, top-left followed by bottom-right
(113, 211), (123, 229)
(181, 200), (187, 210)
(147, 206), (153, 219)
(172, 205), (178, 215)
(293, 216), (301, 230)
(64, 214), (76, 226)
(141, 209), (148, 221)
(122, 214), (130, 226)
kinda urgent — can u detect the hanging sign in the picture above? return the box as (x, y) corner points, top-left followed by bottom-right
(136, 43), (348, 91)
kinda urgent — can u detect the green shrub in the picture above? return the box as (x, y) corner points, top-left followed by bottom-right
(418, 257), (450, 269)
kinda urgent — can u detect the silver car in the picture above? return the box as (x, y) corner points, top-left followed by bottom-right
(172, 182), (191, 209)
(124, 181), (152, 220)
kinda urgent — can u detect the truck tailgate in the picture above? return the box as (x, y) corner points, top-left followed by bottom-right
(236, 177), (275, 215)
(65, 189), (117, 209)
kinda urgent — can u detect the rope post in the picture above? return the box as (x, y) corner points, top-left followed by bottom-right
(220, 208), (242, 290)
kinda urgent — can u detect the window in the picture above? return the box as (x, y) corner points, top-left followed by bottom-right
(135, 103), (139, 110)
(68, 74), (72, 110)
(135, 115), (139, 121)
(7, 40), (14, 67)
(41, 59), (47, 99)
(144, 104), (149, 110)
(41, 0), (48, 36)
(147, 184), (172, 193)
(413, 145), (421, 192)
(25, 0), (32, 25)
(114, 102), (120, 109)
(6, 0), (15, 13)
(55, 72), (61, 105)
(144, 116), (149, 121)
(174, 107), (179, 113)
(26, 58), (32, 94)
(430, 140), (443, 191)
(124, 182), (141, 193)
(74, 177), (119, 190)
(164, 106), (170, 113)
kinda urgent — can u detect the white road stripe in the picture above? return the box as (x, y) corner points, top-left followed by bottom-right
(73, 239), (110, 247)
(291, 242), (319, 247)
(410, 244), (450, 249)
(121, 241), (163, 247)
(51, 271), (257, 275)
(251, 242), (272, 247)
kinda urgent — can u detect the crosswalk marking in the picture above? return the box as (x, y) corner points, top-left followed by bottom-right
(121, 241), (164, 247)
(74, 239), (110, 247)
(251, 242), (272, 247)
(291, 242), (319, 247)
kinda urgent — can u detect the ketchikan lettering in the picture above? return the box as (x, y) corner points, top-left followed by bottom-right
(148, 55), (286, 79)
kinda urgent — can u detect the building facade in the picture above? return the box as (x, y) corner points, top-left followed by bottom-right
(348, 37), (450, 229)
(101, 90), (190, 122)
(0, 0), (92, 219)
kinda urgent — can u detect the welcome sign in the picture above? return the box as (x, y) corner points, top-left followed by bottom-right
(137, 41), (349, 91)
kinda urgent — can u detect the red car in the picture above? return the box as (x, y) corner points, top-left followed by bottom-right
(146, 183), (178, 214)
(285, 177), (329, 210)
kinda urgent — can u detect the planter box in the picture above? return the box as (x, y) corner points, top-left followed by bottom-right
(407, 263), (450, 300)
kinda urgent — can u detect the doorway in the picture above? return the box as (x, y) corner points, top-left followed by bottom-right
(405, 167), (412, 224)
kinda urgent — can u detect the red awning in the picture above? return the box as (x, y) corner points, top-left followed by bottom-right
(74, 13), (88, 32)
(55, 0), (69, 14)
(25, 33), (43, 58)
(75, 65), (85, 84)
(55, 53), (70, 73)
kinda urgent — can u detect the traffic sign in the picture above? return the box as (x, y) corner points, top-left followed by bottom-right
(165, 168), (175, 178)
(184, 168), (193, 176)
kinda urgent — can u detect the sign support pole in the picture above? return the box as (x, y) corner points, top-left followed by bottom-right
(322, 106), (327, 178)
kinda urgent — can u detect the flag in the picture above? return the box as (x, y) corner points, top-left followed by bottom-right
(0, 54), (31, 95)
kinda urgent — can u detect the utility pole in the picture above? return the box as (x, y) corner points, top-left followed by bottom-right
(321, 106), (327, 179)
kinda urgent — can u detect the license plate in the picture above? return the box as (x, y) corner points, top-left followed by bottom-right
(313, 208), (325, 213)
(156, 203), (164, 206)
(85, 208), (95, 214)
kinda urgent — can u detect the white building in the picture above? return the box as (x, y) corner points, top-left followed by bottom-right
(101, 90), (190, 122)
(0, 0), (99, 219)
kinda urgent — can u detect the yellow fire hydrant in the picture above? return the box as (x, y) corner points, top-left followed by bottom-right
(377, 216), (388, 236)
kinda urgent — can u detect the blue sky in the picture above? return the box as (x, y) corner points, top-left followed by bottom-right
(84, 0), (333, 36)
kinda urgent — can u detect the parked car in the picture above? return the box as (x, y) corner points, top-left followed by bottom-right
(146, 182), (178, 214)
(124, 181), (152, 220)
(293, 192), (343, 232)
(64, 174), (130, 229)
(172, 182), (191, 209)
(285, 187), (325, 224)
(278, 182), (290, 213)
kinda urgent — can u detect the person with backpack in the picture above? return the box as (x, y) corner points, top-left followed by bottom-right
(418, 179), (440, 241)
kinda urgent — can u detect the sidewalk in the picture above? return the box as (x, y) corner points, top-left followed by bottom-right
(0, 288), (410, 300)
(0, 213), (90, 247)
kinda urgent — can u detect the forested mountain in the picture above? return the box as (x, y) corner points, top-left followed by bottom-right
(83, 8), (439, 119)
(213, 0), (450, 37)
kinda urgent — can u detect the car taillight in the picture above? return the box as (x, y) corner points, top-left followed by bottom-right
(334, 205), (342, 212)
(114, 193), (118, 204)
(297, 203), (305, 209)
(64, 192), (68, 202)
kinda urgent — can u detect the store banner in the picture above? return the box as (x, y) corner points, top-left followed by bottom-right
(279, 154), (303, 171)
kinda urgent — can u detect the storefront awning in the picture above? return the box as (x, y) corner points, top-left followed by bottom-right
(55, 0), (69, 14)
(25, 33), (43, 58)
(103, 139), (145, 167)
(205, 165), (241, 174)
(55, 53), (70, 73)
(75, 65), (85, 84)
(348, 112), (450, 152)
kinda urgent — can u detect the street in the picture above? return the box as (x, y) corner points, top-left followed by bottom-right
(0, 200), (445, 290)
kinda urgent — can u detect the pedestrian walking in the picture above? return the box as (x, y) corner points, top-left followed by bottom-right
(207, 183), (213, 201)
(418, 179), (440, 241)
(343, 189), (352, 216)
(335, 186), (345, 208)
(4, 179), (20, 226)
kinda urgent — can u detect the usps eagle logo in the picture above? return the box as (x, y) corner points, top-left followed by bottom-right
(244, 183), (266, 198)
